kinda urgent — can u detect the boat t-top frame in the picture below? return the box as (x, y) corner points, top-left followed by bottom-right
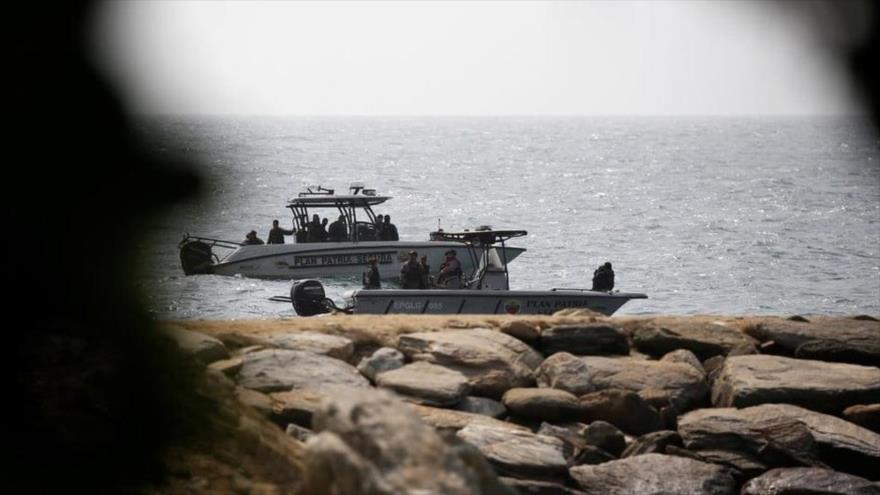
(285, 183), (391, 241)
(430, 229), (528, 289)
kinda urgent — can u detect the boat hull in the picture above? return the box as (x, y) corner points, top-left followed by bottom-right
(344, 289), (647, 316)
(209, 241), (525, 280)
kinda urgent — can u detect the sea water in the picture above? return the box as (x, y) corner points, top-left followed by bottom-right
(135, 116), (880, 319)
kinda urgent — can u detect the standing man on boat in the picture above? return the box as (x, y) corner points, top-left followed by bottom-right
(400, 250), (423, 289)
(382, 215), (399, 241)
(438, 249), (463, 289)
(418, 255), (432, 289)
(363, 257), (381, 289)
(328, 215), (348, 242)
(267, 219), (294, 244)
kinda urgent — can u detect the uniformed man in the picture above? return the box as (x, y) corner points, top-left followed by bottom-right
(592, 262), (615, 291)
(382, 215), (399, 241)
(418, 255), (431, 289)
(241, 230), (264, 246)
(438, 249), (463, 289)
(400, 250), (423, 289)
(362, 257), (381, 289)
(267, 219), (294, 244)
(328, 215), (348, 242)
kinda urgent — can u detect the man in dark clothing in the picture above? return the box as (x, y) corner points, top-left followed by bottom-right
(267, 219), (294, 244)
(242, 230), (264, 246)
(295, 215), (308, 243)
(438, 249), (463, 289)
(362, 257), (381, 289)
(419, 255), (431, 289)
(400, 250), (423, 289)
(374, 214), (385, 241)
(328, 215), (348, 242)
(382, 215), (399, 241)
(592, 262), (615, 291)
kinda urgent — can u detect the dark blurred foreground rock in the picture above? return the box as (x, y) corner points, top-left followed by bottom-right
(568, 453), (737, 495)
(740, 467), (880, 495)
(711, 354), (880, 413)
(304, 386), (514, 495)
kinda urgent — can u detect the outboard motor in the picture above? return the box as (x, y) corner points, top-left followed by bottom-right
(179, 239), (215, 275)
(290, 279), (333, 316)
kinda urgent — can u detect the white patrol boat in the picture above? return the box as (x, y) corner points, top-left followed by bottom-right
(178, 183), (525, 280)
(287, 230), (647, 316)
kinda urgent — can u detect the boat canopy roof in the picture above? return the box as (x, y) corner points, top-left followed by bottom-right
(432, 229), (527, 245)
(285, 195), (391, 208)
(286, 183), (391, 208)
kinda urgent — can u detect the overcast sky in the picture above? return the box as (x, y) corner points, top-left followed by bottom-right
(92, 0), (859, 116)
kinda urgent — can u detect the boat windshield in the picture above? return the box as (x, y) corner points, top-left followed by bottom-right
(285, 184), (393, 242)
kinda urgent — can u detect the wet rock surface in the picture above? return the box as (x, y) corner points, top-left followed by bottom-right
(569, 453), (737, 495)
(711, 354), (880, 413)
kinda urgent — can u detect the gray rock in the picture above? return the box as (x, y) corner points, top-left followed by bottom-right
(285, 423), (313, 442)
(375, 361), (470, 406)
(357, 347), (405, 382)
(502, 387), (584, 422)
(661, 349), (705, 375)
(843, 404), (880, 433)
(542, 354), (708, 411)
(628, 321), (757, 360)
(711, 354), (880, 413)
(569, 453), (737, 495)
(741, 467), (880, 495)
(743, 318), (880, 366)
(583, 421), (626, 457)
(455, 396), (507, 418)
(621, 430), (682, 457)
(236, 348), (369, 393)
(265, 331), (354, 361)
(305, 387), (514, 495)
(678, 404), (880, 480)
(500, 477), (588, 495)
(409, 403), (529, 434)
(579, 389), (663, 435)
(458, 422), (569, 480)
(397, 328), (544, 398)
(539, 324), (629, 356)
(163, 328), (229, 364)
(500, 320), (541, 343)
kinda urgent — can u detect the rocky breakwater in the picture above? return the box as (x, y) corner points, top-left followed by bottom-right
(161, 314), (880, 494)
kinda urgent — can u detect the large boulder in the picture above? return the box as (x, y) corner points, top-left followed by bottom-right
(569, 453), (737, 495)
(537, 353), (708, 411)
(304, 387), (514, 495)
(743, 318), (880, 366)
(163, 328), (229, 364)
(264, 331), (354, 361)
(397, 328), (544, 398)
(539, 324), (629, 356)
(457, 423), (569, 480)
(628, 321), (757, 360)
(357, 347), (405, 382)
(237, 349), (370, 393)
(375, 361), (470, 407)
(502, 387), (584, 422)
(711, 355), (880, 413)
(740, 467), (880, 495)
(678, 404), (880, 480)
